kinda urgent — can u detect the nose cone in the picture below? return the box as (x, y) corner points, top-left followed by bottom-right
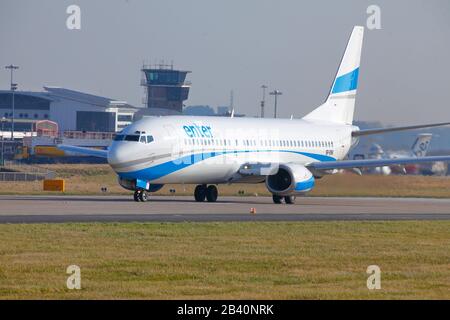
(107, 142), (132, 167)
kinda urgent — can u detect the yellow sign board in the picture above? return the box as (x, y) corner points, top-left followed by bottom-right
(43, 179), (65, 192)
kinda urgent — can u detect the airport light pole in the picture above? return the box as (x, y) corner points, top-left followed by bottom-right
(1, 117), (4, 138)
(260, 85), (268, 118)
(5, 65), (19, 140)
(0, 117), (6, 166)
(269, 90), (282, 119)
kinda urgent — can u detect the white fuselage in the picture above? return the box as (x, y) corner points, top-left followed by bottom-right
(107, 116), (356, 185)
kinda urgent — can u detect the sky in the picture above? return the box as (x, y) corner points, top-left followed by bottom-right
(0, 0), (449, 125)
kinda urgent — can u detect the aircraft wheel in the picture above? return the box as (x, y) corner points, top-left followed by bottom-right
(206, 185), (218, 202)
(194, 185), (207, 202)
(272, 195), (283, 204)
(284, 196), (296, 204)
(133, 190), (141, 202)
(139, 190), (148, 202)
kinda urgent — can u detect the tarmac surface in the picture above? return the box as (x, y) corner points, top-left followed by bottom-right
(0, 195), (449, 223)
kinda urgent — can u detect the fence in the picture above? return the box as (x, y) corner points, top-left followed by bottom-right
(0, 160), (55, 181)
(0, 171), (55, 181)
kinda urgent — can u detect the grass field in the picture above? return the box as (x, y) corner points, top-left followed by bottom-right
(0, 163), (449, 198)
(0, 221), (449, 299)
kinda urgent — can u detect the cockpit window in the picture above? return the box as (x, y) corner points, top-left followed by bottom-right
(117, 134), (154, 143)
(114, 134), (125, 141)
(124, 135), (140, 142)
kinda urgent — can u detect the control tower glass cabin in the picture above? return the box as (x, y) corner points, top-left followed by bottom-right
(141, 66), (191, 113)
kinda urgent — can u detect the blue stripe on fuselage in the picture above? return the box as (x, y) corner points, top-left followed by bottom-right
(118, 149), (335, 181)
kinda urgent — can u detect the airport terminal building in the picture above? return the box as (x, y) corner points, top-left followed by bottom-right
(0, 86), (138, 138)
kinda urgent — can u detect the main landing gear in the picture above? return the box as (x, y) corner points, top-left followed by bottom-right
(133, 189), (148, 202)
(194, 184), (218, 202)
(272, 195), (296, 204)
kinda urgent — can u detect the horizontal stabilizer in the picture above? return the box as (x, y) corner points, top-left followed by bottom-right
(352, 122), (450, 137)
(57, 145), (108, 158)
(307, 155), (450, 171)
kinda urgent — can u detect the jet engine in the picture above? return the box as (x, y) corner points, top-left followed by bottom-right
(265, 164), (315, 196)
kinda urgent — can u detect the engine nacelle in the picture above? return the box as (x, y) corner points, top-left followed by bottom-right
(265, 164), (315, 196)
(118, 177), (164, 192)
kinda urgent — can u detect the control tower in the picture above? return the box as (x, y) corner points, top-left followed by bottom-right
(141, 63), (191, 114)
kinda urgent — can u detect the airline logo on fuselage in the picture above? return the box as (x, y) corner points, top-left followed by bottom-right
(183, 124), (213, 138)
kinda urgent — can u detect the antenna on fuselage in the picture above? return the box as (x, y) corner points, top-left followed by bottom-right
(230, 109), (235, 118)
(290, 114), (294, 120)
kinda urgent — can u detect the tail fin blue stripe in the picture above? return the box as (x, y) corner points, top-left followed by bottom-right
(332, 68), (359, 94)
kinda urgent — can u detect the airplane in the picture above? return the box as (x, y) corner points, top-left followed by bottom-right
(363, 133), (433, 175)
(59, 26), (450, 204)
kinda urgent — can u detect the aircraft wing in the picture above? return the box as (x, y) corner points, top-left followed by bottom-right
(352, 122), (450, 137)
(307, 155), (450, 171)
(57, 144), (108, 158)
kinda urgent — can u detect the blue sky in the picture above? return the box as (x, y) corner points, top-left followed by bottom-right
(1, 0), (449, 124)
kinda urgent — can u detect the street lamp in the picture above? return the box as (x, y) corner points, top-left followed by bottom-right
(1, 117), (5, 166)
(5, 64), (19, 140)
(260, 85), (268, 118)
(1, 117), (5, 138)
(269, 90), (282, 119)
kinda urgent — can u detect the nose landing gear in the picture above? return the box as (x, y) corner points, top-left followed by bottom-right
(194, 184), (218, 202)
(133, 190), (149, 202)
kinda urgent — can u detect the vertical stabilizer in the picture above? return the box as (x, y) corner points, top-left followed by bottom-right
(410, 133), (433, 157)
(303, 26), (364, 124)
